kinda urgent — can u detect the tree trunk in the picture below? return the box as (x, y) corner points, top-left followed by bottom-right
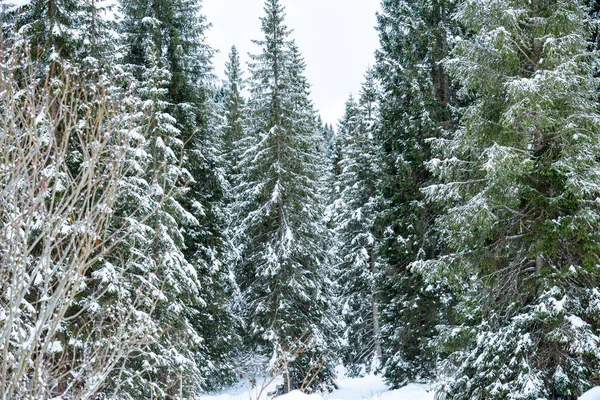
(369, 244), (382, 363)
(284, 371), (291, 393)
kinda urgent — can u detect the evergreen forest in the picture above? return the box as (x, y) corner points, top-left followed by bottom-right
(2, 0), (600, 399)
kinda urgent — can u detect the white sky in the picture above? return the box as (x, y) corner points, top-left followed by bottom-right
(202, 0), (381, 125)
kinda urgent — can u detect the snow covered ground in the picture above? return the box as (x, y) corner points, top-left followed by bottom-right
(198, 368), (600, 400)
(581, 387), (600, 400)
(198, 368), (433, 400)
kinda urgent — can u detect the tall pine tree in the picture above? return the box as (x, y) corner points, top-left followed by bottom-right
(374, 0), (459, 387)
(234, 0), (337, 393)
(117, 0), (236, 394)
(333, 70), (383, 377)
(222, 45), (246, 181)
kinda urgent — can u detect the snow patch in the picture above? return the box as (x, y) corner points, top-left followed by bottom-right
(567, 315), (588, 329)
(275, 391), (322, 400)
(46, 340), (63, 354)
(198, 370), (433, 400)
(580, 387), (600, 400)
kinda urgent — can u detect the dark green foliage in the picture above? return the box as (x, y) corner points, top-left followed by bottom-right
(1, 0), (118, 66)
(117, 0), (238, 394)
(222, 45), (246, 179)
(4, 0), (79, 61)
(425, 0), (600, 398)
(332, 71), (383, 377)
(234, 0), (338, 393)
(373, 0), (459, 388)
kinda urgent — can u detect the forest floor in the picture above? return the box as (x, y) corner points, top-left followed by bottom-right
(198, 367), (433, 400)
(199, 368), (600, 400)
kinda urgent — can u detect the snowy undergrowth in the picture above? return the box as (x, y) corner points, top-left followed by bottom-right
(197, 368), (433, 400)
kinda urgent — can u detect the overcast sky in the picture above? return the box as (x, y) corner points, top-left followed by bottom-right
(202, 0), (381, 125)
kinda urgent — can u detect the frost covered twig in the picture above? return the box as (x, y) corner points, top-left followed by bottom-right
(0, 39), (155, 399)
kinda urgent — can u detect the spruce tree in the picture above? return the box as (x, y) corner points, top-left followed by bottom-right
(334, 70), (383, 377)
(315, 116), (335, 160)
(424, 0), (600, 398)
(324, 123), (335, 161)
(324, 97), (357, 325)
(78, 0), (118, 63)
(235, 0), (337, 392)
(219, 48), (248, 375)
(222, 45), (246, 181)
(165, 1), (239, 390)
(1, 0), (118, 62)
(2, 0), (79, 63)
(374, 0), (459, 387)
(325, 97), (358, 246)
(1, 0), (122, 76)
(116, 0), (236, 395)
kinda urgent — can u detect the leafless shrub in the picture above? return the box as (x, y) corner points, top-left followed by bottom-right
(242, 335), (328, 400)
(0, 39), (156, 399)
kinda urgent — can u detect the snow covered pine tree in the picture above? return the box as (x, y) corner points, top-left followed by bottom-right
(117, 0), (237, 395)
(234, 0), (338, 394)
(374, 0), (459, 388)
(222, 45), (247, 183)
(333, 70), (384, 377)
(423, 0), (600, 398)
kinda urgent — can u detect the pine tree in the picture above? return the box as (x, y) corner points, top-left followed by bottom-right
(78, 0), (118, 63)
(222, 45), (246, 181)
(2, 0), (79, 63)
(1, 0), (122, 71)
(325, 96), (359, 251)
(115, 0), (226, 395)
(315, 116), (335, 160)
(334, 70), (383, 377)
(373, 0), (459, 388)
(218, 49), (248, 379)
(331, 98), (359, 184)
(423, 0), (600, 398)
(323, 123), (335, 161)
(235, 0), (337, 393)
(324, 98), (357, 338)
(165, 1), (240, 390)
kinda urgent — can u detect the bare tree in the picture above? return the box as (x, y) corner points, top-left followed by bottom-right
(0, 39), (158, 399)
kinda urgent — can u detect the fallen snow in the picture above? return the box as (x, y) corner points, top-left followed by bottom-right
(581, 387), (600, 400)
(197, 368), (433, 400)
(276, 391), (322, 400)
(198, 372), (600, 400)
(323, 373), (431, 400)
